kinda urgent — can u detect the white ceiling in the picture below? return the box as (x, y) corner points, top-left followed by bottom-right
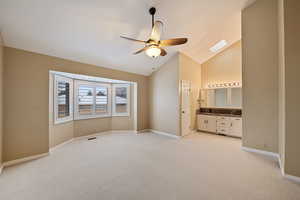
(0, 0), (255, 75)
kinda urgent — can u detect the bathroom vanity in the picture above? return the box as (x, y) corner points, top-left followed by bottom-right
(197, 108), (242, 138)
(197, 86), (242, 138)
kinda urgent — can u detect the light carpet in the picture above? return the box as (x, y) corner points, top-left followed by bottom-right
(0, 131), (299, 200)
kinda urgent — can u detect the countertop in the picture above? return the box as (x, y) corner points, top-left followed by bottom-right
(197, 112), (242, 118)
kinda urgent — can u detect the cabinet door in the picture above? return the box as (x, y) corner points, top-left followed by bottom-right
(206, 115), (217, 133)
(197, 115), (207, 131)
(230, 118), (242, 137)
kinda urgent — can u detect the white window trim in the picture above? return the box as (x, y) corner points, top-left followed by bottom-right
(112, 84), (130, 117)
(54, 75), (73, 124)
(74, 80), (112, 120)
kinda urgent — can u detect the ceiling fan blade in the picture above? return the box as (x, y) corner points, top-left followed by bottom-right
(160, 48), (167, 56)
(133, 46), (150, 55)
(120, 36), (146, 43)
(159, 38), (188, 47)
(150, 21), (163, 42)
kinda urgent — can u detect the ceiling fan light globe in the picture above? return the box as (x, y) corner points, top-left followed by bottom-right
(146, 46), (161, 58)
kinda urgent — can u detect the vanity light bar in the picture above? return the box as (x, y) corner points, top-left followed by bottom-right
(206, 81), (241, 89)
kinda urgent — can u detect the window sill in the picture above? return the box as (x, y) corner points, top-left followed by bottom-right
(112, 114), (130, 117)
(53, 114), (131, 125)
(54, 118), (73, 125)
(74, 114), (112, 121)
(73, 114), (130, 121)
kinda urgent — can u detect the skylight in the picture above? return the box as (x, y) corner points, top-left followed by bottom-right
(209, 40), (228, 53)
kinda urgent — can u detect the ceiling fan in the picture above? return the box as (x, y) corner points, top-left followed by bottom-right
(120, 7), (188, 58)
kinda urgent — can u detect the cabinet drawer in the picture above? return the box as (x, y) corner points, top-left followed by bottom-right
(217, 120), (231, 127)
(216, 116), (230, 121)
(217, 127), (229, 134)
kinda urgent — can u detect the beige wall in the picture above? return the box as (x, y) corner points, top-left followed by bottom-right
(50, 122), (74, 147)
(179, 53), (201, 130)
(201, 41), (242, 88)
(242, 0), (279, 153)
(3, 47), (149, 162)
(149, 54), (180, 136)
(0, 33), (3, 166)
(283, 0), (300, 177)
(73, 118), (110, 137)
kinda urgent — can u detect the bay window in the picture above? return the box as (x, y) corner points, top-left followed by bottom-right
(96, 87), (109, 114)
(54, 75), (73, 124)
(112, 84), (130, 116)
(74, 80), (111, 119)
(53, 75), (131, 123)
(78, 85), (94, 115)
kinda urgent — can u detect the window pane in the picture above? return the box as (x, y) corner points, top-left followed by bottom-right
(78, 86), (93, 115)
(115, 87), (128, 113)
(57, 81), (70, 118)
(96, 87), (108, 114)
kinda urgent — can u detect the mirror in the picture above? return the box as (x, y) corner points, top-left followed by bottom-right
(200, 88), (242, 108)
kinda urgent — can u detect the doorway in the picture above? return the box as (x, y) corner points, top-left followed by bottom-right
(181, 80), (191, 136)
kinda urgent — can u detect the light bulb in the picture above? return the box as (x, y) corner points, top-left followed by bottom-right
(145, 46), (161, 58)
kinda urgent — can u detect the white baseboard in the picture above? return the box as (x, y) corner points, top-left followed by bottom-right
(278, 155), (285, 176)
(150, 129), (181, 139)
(73, 131), (112, 141)
(138, 129), (151, 133)
(3, 153), (49, 168)
(241, 146), (279, 159)
(110, 130), (135, 133)
(50, 138), (74, 153)
(51, 130), (134, 152)
(284, 173), (300, 183)
(278, 156), (300, 183)
(242, 146), (300, 183)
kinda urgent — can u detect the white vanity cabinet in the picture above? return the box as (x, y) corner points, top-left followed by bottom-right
(197, 114), (242, 138)
(197, 115), (217, 133)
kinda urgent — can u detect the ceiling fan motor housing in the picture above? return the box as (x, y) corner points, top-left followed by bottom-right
(149, 7), (156, 15)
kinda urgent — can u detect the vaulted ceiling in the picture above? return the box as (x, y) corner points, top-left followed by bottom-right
(0, 0), (255, 75)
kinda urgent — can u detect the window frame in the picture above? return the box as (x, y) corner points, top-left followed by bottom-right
(54, 75), (74, 124)
(74, 80), (112, 120)
(112, 84), (131, 117)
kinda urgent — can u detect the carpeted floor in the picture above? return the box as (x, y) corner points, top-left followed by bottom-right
(0, 131), (299, 200)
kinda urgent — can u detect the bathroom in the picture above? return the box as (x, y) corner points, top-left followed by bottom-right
(196, 41), (242, 138)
